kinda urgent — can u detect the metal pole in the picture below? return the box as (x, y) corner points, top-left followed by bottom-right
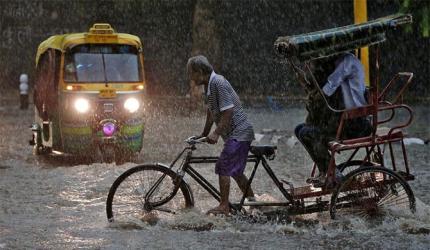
(354, 0), (370, 86)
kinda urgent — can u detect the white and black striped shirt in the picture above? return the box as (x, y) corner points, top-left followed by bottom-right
(207, 72), (254, 142)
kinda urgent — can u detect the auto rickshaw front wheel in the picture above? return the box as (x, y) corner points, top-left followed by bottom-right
(101, 145), (116, 163)
(115, 148), (139, 165)
(96, 145), (139, 164)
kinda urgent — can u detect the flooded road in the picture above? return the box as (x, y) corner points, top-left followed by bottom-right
(0, 95), (429, 249)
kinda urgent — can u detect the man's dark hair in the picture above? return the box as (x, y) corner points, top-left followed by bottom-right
(187, 55), (213, 75)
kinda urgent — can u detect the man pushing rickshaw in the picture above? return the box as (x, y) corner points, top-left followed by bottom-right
(106, 14), (417, 222)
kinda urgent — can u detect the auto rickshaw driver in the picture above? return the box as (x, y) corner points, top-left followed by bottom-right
(64, 62), (77, 81)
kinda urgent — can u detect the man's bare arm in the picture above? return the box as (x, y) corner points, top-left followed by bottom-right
(201, 108), (214, 137)
(214, 108), (233, 136)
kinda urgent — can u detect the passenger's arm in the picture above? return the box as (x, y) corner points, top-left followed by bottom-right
(295, 68), (314, 93)
(322, 58), (349, 97)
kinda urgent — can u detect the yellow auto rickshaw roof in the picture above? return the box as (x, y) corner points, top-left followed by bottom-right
(36, 23), (142, 65)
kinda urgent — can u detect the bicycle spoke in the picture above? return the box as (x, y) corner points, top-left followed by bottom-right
(107, 164), (192, 223)
(378, 196), (409, 206)
(377, 190), (407, 205)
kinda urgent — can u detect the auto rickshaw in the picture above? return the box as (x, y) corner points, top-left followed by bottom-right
(30, 23), (146, 163)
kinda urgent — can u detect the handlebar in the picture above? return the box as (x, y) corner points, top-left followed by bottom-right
(185, 136), (208, 145)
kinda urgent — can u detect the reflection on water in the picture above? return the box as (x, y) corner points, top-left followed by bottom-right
(0, 98), (429, 249)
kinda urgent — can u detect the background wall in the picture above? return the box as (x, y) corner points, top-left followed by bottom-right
(0, 0), (428, 98)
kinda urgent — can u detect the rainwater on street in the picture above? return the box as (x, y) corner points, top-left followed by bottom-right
(0, 94), (429, 249)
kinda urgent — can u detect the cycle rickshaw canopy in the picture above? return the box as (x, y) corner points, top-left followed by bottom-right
(274, 14), (412, 61)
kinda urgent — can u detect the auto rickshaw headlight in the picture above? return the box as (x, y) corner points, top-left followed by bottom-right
(124, 97), (140, 113)
(74, 98), (90, 113)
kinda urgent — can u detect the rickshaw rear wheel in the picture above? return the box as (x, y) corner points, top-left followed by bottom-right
(330, 166), (415, 219)
(106, 164), (194, 223)
(336, 160), (377, 175)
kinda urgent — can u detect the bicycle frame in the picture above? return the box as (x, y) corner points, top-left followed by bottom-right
(186, 154), (295, 212)
(146, 141), (305, 214)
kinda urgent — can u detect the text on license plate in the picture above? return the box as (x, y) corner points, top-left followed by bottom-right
(99, 89), (117, 98)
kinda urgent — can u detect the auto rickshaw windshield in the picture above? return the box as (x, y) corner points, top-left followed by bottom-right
(64, 44), (142, 83)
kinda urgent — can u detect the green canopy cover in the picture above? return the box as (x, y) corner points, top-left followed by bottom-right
(274, 14), (412, 61)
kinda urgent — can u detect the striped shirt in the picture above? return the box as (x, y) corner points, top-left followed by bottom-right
(207, 71), (255, 142)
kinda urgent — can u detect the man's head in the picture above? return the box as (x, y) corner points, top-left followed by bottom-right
(187, 55), (213, 86)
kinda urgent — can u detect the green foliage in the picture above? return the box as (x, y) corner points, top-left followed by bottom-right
(399, 0), (430, 37)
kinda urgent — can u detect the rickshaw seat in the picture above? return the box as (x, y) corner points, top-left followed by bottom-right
(332, 101), (413, 153)
(250, 145), (277, 157)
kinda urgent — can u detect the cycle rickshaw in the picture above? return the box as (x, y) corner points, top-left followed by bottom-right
(106, 14), (416, 222)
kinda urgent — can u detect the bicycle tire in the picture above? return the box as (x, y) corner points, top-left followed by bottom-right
(337, 160), (377, 175)
(106, 164), (194, 223)
(330, 166), (415, 219)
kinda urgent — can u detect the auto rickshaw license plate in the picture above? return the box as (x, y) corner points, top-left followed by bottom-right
(99, 89), (117, 98)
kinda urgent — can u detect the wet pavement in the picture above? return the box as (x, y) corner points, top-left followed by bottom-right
(0, 95), (429, 249)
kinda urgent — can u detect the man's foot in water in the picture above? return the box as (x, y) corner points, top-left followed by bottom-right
(206, 205), (230, 216)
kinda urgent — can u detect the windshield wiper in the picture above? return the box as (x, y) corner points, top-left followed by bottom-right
(102, 54), (108, 87)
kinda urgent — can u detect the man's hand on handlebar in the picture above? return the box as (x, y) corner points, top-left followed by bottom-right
(188, 131), (219, 145)
(186, 135), (207, 144)
(206, 131), (219, 144)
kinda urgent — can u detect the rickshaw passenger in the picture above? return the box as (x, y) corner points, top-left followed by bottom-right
(321, 52), (367, 109)
(295, 52), (371, 186)
(187, 55), (256, 215)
